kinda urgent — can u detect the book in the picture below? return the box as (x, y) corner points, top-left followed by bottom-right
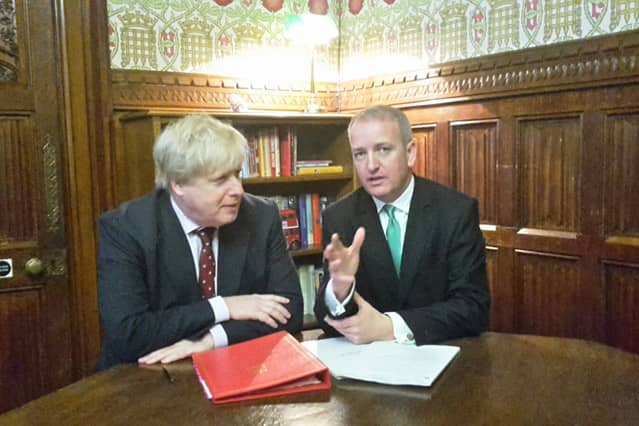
(311, 193), (322, 246)
(279, 127), (292, 177)
(297, 165), (344, 175)
(305, 194), (313, 247)
(193, 331), (331, 404)
(296, 160), (333, 167)
(279, 208), (301, 250)
(298, 194), (308, 248)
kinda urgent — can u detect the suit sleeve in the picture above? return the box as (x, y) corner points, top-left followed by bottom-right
(399, 199), (490, 344)
(222, 202), (303, 344)
(97, 214), (215, 367)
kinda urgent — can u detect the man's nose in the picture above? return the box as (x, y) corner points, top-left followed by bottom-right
(228, 175), (244, 195)
(366, 152), (379, 171)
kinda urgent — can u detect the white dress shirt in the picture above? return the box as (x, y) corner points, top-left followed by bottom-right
(170, 197), (230, 348)
(325, 176), (416, 344)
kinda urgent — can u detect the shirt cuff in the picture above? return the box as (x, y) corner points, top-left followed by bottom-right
(324, 279), (355, 317)
(208, 296), (230, 323)
(385, 312), (415, 344)
(209, 324), (228, 348)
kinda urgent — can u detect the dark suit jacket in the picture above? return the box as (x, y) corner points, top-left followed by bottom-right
(96, 189), (303, 370)
(314, 176), (489, 345)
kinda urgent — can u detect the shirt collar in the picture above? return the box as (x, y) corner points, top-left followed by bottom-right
(373, 174), (415, 214)
(170, 195), (200, 235)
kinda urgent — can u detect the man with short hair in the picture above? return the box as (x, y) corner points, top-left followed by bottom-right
(97, 114), (302, 370)
(314, 105), (489, 345)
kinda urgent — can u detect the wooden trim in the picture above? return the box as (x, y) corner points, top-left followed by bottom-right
(60, 0), (113, 377)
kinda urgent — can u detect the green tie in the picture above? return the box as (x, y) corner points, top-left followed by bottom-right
(383, 204), (402, 275)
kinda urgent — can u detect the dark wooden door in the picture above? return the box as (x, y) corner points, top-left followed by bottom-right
(0, 0), (73, 413)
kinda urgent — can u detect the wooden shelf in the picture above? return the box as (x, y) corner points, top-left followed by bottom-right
(242, 173), (353, 185)
(290, 245), (323, 257)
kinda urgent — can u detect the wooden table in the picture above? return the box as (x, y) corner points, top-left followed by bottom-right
(1, 333), (638, 425)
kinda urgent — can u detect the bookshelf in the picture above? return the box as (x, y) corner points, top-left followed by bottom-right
(114, 110), (355, 329)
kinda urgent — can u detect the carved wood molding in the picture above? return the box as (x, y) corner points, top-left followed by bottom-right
(339, 31), (639, 111)
(112, 70), (338, 112)
(112, 32), (639, 112)
(42, 135), (61, 233)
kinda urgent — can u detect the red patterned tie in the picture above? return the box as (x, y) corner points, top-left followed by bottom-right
(196, 227), (216, 299)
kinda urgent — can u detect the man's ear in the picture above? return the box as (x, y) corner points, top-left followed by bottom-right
(169, 180), (183, 197)
(406, 139), (417, 168)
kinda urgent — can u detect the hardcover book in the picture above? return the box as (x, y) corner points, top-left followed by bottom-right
(192, 331), (331, 404)
(297, 165), (344, 175)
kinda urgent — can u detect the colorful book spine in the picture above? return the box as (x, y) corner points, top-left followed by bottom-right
(298, 194), (308, 248)
(296, 165), (344, 175)
(305, 194), (313, 247)
(279, 127), (292, 177)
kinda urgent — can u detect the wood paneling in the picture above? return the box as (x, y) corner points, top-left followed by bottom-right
(0, 117), (36, 241)
(605, 113), (639, 237)
(514, 250), (592, 338)
(0, 289), (44, 412)
(605, 263), (639, 353)
(450, 120), (497, 225)
(518, 117), (580, 232)
(412, 125), (436, 180)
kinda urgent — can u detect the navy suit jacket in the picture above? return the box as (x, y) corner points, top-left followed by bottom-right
(314, 176), (489, 345)
(96, 189), (302, 370)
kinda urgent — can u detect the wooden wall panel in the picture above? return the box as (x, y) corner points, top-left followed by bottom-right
(0, 289), (44, 413)
(605, 263), (639, 353)
(515, 251), (589, 338)
(518, 117), (580, 232)
(0, 117), (36, 242)
(412, 125), (436, 181)
(485, 247), (502, 331)
(605, 114), (639, 237)
(450, 120), (497, 225)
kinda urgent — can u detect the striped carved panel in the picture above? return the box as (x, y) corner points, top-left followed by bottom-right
(485, 247), (502, 331)
(515, 250), (588, 338)
(605, 263), (639, 353)
(451, 121), (497, 224)
(518, 117), (580, 231)
(605, 114), (639, 237)
(0, 117), (36, 242)
(0, 289), (45, 413)
(412, 125), (436, 181)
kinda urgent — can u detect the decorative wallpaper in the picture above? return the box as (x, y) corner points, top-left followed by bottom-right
(108, 0), (639, 82)
(0, 0), (18, 81)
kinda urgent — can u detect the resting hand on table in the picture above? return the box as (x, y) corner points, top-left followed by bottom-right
(138, 333), (214, 365)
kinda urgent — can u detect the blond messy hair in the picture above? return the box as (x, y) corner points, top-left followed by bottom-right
(153, 114), (247, 188)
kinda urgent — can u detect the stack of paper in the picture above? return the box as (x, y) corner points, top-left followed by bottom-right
(301, 338), (459, 386)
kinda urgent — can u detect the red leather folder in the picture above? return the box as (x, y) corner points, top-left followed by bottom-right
(192, 331), (331, 404)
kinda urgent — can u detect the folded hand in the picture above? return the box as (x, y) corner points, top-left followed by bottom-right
(225, 294), (291, 328)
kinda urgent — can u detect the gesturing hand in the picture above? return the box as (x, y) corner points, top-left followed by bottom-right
(323, 227), (366, 300)
(138, 333), (214, 365)
(225, 294), (291, 328)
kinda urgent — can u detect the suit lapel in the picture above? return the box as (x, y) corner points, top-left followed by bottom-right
(398, 178), (433, 304)
(356, 191), (400, 298)
(217, 204), (249, 297)
(156, 191), (199, 298)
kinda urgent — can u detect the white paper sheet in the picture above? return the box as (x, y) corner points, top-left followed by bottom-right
(301, 338), (459, 386)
